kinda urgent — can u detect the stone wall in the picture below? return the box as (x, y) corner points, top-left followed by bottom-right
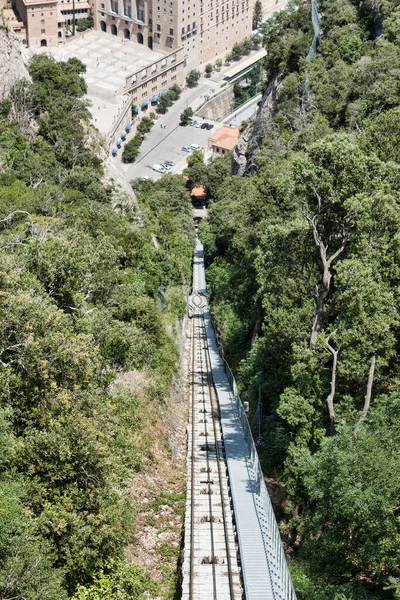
(194, 86), (235, 122)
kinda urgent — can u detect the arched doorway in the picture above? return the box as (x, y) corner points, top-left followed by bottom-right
(137, 31), (143, 44)
(124, 28), (130, 39)
(148, 35), (153, 49)
(58, 31), (62, 38)
(111, 24), (117, 35)
(100, 20), (107, 32)
(40, 39), (47, 46)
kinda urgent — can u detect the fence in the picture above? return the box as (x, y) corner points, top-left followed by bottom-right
(211, 317), (297, 600)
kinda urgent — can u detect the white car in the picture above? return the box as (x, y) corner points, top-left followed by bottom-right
(190, 144), (202, 151)
(195, 121), (203, 128)
(182, 146), (192, 152)
(152, 164), (166, 173)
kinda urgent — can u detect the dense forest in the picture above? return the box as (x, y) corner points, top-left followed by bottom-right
(188, 0), (400, 597)
(0, 54), (193, 598)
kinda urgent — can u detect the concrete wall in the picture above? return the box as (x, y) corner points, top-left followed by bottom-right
(195, 86), (235, 122)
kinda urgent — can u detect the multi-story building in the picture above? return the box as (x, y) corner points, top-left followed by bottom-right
(92, 0), (255, 69)
(13, 0), (60, 47)
(12, 0), (92, 46)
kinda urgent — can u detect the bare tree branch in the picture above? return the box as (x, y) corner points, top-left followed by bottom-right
(325, 330), (338, 435)
(353, 354), (376, 440)
(0, 210), (32, 227)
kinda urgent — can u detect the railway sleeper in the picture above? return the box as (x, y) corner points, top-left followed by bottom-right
(199, 515), (220, 523)
(201, 556), (219, 565)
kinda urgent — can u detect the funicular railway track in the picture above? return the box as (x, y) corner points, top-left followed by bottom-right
(183, 239), (298, 600)
(182, 246), (242, 600)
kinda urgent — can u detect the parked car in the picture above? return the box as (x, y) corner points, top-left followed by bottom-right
(182, 146), (192, 152)
(190, 120), (196, 126)
(206, 123), (214, 130)
(152, 164), (166, 173)
(190, 144), (202, 150)
(164, 160), (175, 166)
(161, 162), (172, 170)
(195, 121), (203, 128)
(200, 122), (209, 129)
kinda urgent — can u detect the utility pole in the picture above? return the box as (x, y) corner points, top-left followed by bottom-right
(72, 0), (76, 36)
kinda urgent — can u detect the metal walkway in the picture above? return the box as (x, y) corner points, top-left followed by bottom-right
(184, 238), (297, 600)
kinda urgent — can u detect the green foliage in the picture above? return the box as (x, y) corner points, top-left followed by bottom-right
(180, 106), (194, 125)
(253, 0), (263, 29)
(122, 116), (154, 162)
(122, 133), (143, 162)
(199, 0), (400, 595)
(185, 69), (201, 86)
(156, 87), (180, 114)
(0, 52), (193, 598)
(72, 562), (159, 600)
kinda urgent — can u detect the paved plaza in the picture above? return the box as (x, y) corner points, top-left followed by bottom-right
(31, 30), (165, 136)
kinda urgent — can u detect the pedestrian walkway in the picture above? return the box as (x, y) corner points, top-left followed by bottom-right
(195, 239), (297, 600)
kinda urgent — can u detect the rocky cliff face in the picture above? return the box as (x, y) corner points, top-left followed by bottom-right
(232, 75), (281, 175)
(0, 19), (30, 98)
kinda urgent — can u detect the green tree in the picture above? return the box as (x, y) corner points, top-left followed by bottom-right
(185, 69), (201, 86)
(253, 0), (263, 29)
(205, 63), (213, 77)
(122, 134), (143, 162)
(180, 106), (194, 125)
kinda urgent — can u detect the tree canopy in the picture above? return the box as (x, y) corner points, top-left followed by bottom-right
(199, 0), (400, 596)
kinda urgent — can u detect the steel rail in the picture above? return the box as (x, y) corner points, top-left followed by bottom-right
(189, 300), (196, 600)
(198, 311), (218, 599)
(188, 301), (236, 600)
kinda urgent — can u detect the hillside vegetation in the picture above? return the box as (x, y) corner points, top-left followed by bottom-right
(192, 0), (400, 597)
(0, 55), (193, 598)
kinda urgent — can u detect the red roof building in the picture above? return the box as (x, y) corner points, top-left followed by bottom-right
(208, 126), (241, 155)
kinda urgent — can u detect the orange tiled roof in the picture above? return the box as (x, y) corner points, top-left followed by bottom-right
(209, 126), (240, 151)
(191, 185), (207, 199)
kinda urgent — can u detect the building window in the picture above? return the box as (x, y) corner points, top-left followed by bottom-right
(110, 0), (118, 13)
(41, 28), (45, 32)
(123, 0), (132, 17)
(169, 27), (173, 34)
(41, 19), (45, 23)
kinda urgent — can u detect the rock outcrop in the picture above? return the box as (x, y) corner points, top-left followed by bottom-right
(0, 19), (30, 98)
(232, 75), (282, 176)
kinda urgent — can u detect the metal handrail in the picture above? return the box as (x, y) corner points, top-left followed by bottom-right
(210, 315), (297, 600)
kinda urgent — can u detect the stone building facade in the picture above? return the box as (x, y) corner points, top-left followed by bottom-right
(92, 0), (255, 69)
(13, 0), (59, 47)
(124, 46), (185, 108)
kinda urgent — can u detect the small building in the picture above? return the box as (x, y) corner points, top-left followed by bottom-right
(208, 125), (240, 155)
(191, 184), (207, 206)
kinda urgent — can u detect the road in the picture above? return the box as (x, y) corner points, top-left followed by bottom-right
(118, 51), (264, 181)
(120, 77), (221, 180)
